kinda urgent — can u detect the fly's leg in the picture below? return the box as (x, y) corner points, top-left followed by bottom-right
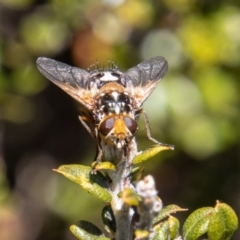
(91, 127), (103, 173)
(138, 109), (174, 150)
(94, 141), (103, 163)
(79, 115), (103, 173)
(79, 114), (95, 138)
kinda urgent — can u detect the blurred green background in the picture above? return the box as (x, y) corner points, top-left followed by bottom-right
(0, 0), (240, 239)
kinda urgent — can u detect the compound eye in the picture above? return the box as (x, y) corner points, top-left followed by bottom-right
(124, 117), (137, 134)
(99, 117), (115, 136)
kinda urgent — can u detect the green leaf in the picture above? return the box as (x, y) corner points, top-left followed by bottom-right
(130, 167), (144, 183)
(183, 207), (214, 240)
(133, 144), (174, 164)
(208, 207), (226, 240)
(101, 205), (116, 233)
(92, 161), (117, 171)
(118, 188), (140, 206)
(54, 165), (112, 202)
(70, 221), (110, 240)
(134, 229), (150, 239)
(168, 216), (180, 240)
(208, 201), (238, 240)
(153, 204), (187, 225)
(152, 221), (169, 240)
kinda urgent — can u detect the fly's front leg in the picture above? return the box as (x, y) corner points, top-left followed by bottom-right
(91, 127), (103, 173)
(94, 146), (103, 162)
(79, 114), (103, 173)
(79, 114), (95, 138)
(138, 109), (174, 150)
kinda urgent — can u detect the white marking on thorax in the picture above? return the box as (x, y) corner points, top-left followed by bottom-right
(100, 72), (119, 81)
(111, 91), (119, 101)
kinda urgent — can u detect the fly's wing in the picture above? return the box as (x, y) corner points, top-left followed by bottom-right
(124, 56), (168, 108)
(36, 57), (95, 110)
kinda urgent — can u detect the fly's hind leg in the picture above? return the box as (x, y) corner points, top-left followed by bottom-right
(138, 109), (174, 150)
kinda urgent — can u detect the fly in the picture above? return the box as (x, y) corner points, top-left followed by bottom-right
(36, 56), (173, 164)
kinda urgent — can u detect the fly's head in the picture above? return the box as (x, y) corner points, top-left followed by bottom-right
(98, 114), (137, 149)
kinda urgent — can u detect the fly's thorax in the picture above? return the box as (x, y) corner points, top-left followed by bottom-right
(98, 114), (138, 149)
(94, 82), (135, 116)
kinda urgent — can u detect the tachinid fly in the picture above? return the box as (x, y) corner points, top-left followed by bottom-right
(36, 56), (171, 163)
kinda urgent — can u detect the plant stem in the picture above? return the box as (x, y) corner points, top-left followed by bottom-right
(103, 139), (138, 240)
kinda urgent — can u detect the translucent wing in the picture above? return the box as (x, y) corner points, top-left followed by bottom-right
(124, 56), (168, 108)
(36, 57), (95, 110)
